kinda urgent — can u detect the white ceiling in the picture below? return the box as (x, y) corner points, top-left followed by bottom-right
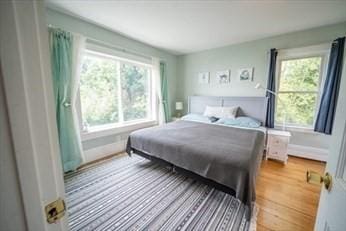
(46, 1), (346, 55)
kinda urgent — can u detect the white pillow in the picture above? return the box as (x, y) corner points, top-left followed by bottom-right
(203, 106), (238, 119)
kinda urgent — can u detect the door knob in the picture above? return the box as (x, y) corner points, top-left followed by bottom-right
(306, 170), (332, 191)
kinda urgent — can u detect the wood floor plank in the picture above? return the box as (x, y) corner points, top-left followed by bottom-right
(257, 209), (306, 231)
(257, 223), (274, 231)
(256, 156), (325, 231)
(258, 170), (321, 193)
(256, 196), (315, 228)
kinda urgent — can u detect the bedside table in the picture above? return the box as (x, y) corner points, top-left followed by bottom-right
(266, 129), (291, 164)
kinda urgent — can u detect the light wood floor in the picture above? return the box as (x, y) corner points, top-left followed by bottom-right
(256, 156), (325, 231)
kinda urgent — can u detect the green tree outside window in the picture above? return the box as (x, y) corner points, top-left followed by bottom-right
(276, 57), (322, 127)
(80, 54), (151, 129)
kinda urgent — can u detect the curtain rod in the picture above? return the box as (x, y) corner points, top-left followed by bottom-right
(266, 40), (339, 54)
(48, 24), (154, 61)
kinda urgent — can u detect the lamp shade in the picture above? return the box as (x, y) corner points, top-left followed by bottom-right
(175, 102), (183, 110)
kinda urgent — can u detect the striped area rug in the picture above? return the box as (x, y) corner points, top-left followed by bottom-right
(65, 155), (250, 231)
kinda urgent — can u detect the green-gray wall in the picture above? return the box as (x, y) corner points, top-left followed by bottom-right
(46, 8), (178, 151)
(177, 22), (346, 150)
(46, 7), (345, 152)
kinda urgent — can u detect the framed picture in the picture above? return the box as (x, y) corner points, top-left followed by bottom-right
(198, 72), (210, 84)
(216, 70), (230, 84)
(238, 68), (254, 81)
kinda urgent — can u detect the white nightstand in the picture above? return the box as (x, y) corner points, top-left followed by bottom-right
(266, 129), (291, 164)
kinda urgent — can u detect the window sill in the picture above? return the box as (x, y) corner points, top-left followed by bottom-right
(81, 119), (157, 141)
(274, 125), (317, 134)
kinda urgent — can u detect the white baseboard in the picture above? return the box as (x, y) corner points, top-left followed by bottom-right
(83, 140), (127, 163)
(287, 144), (328, 161)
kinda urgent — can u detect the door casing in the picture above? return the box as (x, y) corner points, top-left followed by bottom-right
(0, 1), (67, 230)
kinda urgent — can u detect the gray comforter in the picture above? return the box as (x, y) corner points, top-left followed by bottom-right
(126, 120), (265, 216)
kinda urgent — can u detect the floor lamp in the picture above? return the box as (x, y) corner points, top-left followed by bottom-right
(255, 83), (287, 131)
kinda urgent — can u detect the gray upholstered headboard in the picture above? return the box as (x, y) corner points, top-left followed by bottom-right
(188, 96), (268, 125)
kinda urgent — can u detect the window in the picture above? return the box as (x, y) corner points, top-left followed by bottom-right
(79, 50), (153, 133)
(275, 45), (329, 129)
(120, 62), (150, 122)
(80, 54), (119, 128)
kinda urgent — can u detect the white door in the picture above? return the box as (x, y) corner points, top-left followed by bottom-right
(0, 1), (67, 230)
(315, 51), (346, 231)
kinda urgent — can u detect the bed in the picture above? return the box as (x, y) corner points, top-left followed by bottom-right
(126, 96), (268, 219)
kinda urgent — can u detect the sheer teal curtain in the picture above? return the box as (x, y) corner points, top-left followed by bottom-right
(49, 28), (83, 172)
(160, 62), (170, 122)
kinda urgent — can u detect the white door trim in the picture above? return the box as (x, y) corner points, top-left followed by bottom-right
(336, 121), (346, 190)
(0, 1), (67, 230)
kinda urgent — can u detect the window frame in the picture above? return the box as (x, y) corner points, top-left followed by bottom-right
(77, 45), (158, 141)
(118, 59), (154, 123)
(274, 44), (330, 130)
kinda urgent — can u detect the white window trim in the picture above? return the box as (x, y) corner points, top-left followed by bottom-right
(86, 41), (153, 66)
(275, 43), (330, 131)
(77, 44), (158, 140)
(81, 120), (157, 141)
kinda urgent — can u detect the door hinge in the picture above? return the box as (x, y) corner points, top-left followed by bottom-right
(45, 198), (66, 224)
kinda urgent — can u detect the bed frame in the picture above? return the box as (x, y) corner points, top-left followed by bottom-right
(132, 149), (236, 196)
(188, 96), (268, 125)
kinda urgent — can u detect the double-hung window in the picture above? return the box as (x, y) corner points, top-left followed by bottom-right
(275, 44), (329, 129)
(79, 43), (155, 136)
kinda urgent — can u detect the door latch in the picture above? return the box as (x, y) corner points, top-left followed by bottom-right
(45, 198), (66, 224)
(306, 170), (332, 191)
